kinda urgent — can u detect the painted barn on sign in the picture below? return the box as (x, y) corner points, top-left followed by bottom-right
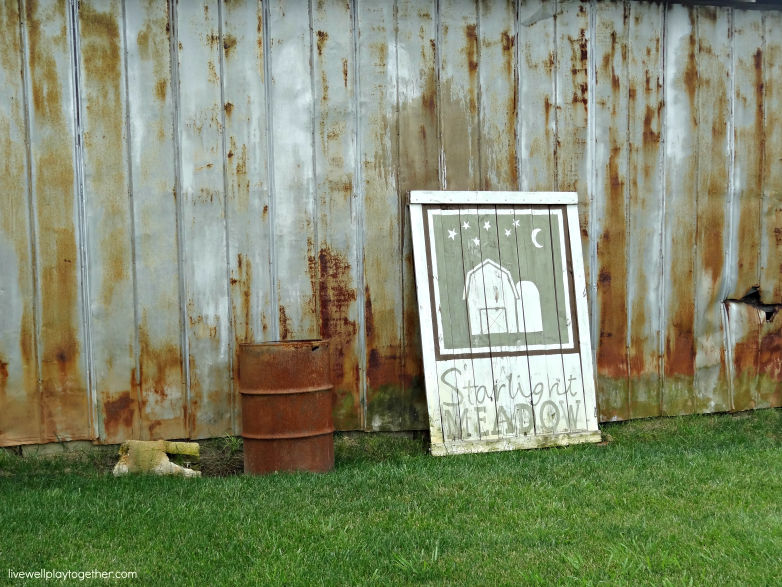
(1, 0), (781, 449)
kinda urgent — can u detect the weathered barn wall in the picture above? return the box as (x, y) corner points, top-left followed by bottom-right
(1, 0), (781, 446)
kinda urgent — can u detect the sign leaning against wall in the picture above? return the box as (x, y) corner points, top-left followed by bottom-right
(410, 192), (601, 455)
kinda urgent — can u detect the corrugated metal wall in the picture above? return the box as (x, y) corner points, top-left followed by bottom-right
(1, 0), (780, 446)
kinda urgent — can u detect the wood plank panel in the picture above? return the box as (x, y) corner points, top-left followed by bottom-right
(430, 206), (469, 441)
(312, 0), (361, 429)
(459, 207), (498, 439)
(438, 0), (479, 191)
(662, 4), (697, 416)
(0, 0), (39, 445)
(567, 204), (599, 432)
(397, 0), (438, 429)
(78, 0), (137, 443)
(761, 11), (782, 304)
(729, 9), (764, 300)
(221, 0), (272, 434)
(267, 0), (317, 340)
(627, 0), (663, 419)
(411, 205), (444, 443)
(176, 0), (231, 438)
(693, 6), (731, 413)
(477, 207), (513, 438)
(359, 0), (404, 431)
(592, 0), (629, 422)
(125, 0), (186, 441)
(23, 0), (91, 442)
(496, 208), (534, 436)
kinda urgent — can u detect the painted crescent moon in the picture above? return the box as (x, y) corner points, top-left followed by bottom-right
(531, 228), (543, 248)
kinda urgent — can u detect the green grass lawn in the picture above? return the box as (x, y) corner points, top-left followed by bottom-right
(2, 410), (782, 586)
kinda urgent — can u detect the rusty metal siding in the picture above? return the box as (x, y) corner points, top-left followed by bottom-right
(125, 0), (187, 442)
(23, 0), (93, 443)
(221, 0), (273, 432)
(2, 0), (782, 447)
(312, 0), (362, 429)
(77, 0), (137, 443)
(398, 0), (437, 429)
(0, 0), (39, 445)
(358, 0), (405, 431)
(762, 11), (782, 305)
(593, 0), (630, 421)
(626, 1), (664, 419)
(175, 0), (233, 438)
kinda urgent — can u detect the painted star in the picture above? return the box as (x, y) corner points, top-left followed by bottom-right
(462, 221), (470, 230)
(448, 229), (457, 240)
(504, 229), (512, 237)
(512, 219), (520, 227)
(472, 237), (480, 246)
(483, 221), (491, 231)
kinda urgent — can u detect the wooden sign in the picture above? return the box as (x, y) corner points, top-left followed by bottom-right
(410, 192), (601, 455)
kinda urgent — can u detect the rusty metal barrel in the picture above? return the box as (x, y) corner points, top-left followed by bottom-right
(238, 340), (334, 474)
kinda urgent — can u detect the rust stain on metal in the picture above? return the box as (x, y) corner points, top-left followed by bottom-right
(239, 340), (334, 474)
(316, 30), (328, 56)
(758, 312), (782, 407)
(101, 390), (136, 441)
(232, 254), (253, 339)
(596, 11), (630, 422)
(223, 32), (237, 57)
(279, 305), (292, 340)
(136, 3), (171, 103)
(137, 312), (186, 440)
(318, 246), (360, 429)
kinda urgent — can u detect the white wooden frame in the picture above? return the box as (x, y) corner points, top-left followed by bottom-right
(410, 191), (600, 456)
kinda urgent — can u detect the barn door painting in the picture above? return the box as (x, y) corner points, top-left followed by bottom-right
(411, 192), (601, 455)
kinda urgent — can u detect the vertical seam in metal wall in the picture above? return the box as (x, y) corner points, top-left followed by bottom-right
(308, 0), (320, 340)
(514, 0), (522, 191)
(658, 2), (668, 415)
(394, 0), (406, 423)
(17, 0), (43, 444)
(167, 0), (192, 437)
(435, 0), (445, 191)
(351, 0), (367, 429)
(475, 0), (482, 189)
(216, 0), (236, 434)
(553, 0), (558, 190)
(623, 0), (632, 414)
(587, 0), (597, 400)
(68, 0), (97, 441)
(759, 13), (766, 297)
(724, 7), (736, 410)
(764, 13), (768, 405)
(693, 6), (700, 404)
(262, 0), (279, 342)
(120, 0), (142, 439)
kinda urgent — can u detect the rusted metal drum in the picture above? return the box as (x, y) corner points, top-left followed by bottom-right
(239, 340), (334, 474)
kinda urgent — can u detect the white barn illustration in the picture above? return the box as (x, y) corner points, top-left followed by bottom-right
(462, 259), (543, 335)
